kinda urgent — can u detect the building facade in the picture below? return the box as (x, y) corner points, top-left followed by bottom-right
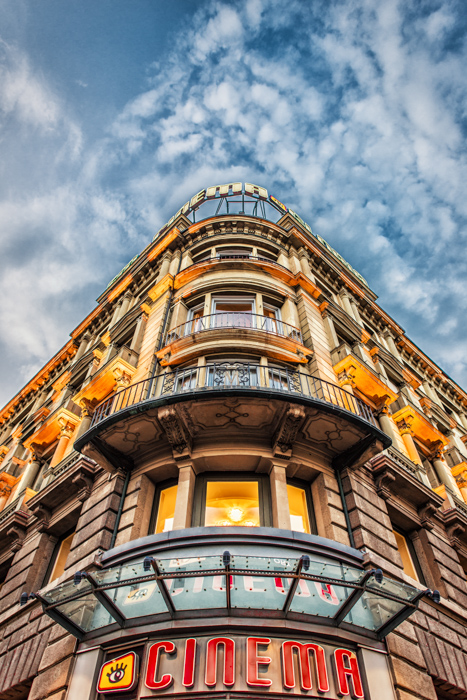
(0, 182), (467, 700)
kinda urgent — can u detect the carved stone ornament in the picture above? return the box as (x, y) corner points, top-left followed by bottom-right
(6, 523), (26, 552)
(418, 502), (438, 531)
(158, 406), (192, 457)
(447, 521), (466, 550)
(273, 404), (306, 457)
(72, 469), (93, 502)
(375, 469), (396, 500)
(30, 504), (52, 533)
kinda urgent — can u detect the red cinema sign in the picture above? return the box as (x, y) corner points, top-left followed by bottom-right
(138, 635), (365, 698)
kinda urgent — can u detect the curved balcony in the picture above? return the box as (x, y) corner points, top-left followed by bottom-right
(89, 363), (375, 429)
(159, 313), (307, 367)
(166, 312), (302, 345)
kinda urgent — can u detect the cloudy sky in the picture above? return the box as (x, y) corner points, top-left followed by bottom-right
(0, 0), (466, 407)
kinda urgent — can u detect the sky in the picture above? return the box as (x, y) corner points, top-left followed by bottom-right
(0, 0), (466, 408)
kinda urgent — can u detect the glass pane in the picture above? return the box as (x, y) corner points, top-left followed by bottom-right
(56, 595), (112, 632)
(287, 485), (311, 534)
(344, 591), (406, 631)
(42, 576), (91, 604)
(205, 481), (260, 527)
(155, 485), (178, 534)
(289, 581), (352, 617)
(110, 582), (166, 619)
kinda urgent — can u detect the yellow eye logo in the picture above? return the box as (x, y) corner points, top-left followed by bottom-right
(97, 652), (138, 693)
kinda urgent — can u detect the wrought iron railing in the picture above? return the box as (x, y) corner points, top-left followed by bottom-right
(165, 312), (303, 345)
(90, 362), (376, 429)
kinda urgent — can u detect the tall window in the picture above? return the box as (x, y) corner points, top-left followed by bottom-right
(287, 481), (316, 534)
(153, 483), (178, 534)
(393, 529), (425, 583)
(211, 296), (255, 329)
(44, 530), (75, 585)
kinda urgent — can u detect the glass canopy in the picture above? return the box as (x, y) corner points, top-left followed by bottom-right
(33, 553), (434, 641)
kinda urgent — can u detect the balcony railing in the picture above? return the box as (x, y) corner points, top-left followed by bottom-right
(165, 312), (303, 345)
(90, 362), (376, 429)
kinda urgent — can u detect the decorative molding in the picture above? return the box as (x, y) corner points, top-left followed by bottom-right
(272, 404), (306, 457)
(158, 406), (192, 458)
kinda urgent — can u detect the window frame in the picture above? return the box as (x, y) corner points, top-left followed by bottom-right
(43, 527), (76, 586)
(192, 472), (272, 528)
(287, 478), (317, 535)
(393, 526), (426, 585)
(149, 478), (179, 535)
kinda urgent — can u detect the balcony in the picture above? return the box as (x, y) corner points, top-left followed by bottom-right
(89, 362), (376, 429)
(159, 313), (307, 367)
(332, 343), (398, 407)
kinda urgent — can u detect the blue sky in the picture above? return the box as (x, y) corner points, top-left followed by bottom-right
(1, 0), (467, 406)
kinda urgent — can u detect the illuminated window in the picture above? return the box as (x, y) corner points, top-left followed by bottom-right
(154, 484), (178, 534)
(287, 484), (312, 534)
(393, 530), (423, 582)
(193, 475), (271, 527)
(205, 481), (260, 527)
(45, 531), (75, 584)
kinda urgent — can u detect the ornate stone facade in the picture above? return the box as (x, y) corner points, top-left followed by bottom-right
(0, 184), (466, 700)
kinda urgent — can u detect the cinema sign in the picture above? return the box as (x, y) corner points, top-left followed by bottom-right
(97, 635), (367, 698)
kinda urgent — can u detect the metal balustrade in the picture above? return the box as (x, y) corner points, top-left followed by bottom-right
(165, 312), (303, 345)
(90, 362), (376, 429)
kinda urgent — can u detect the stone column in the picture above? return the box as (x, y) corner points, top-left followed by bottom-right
(259, 356), (268, 388)
(432, 448), (463, 497)
(157, 252), (172, 282)
(338, 371), (357, 414)
(378, 406), (399, 444)
(350, 298), (363, 326)
(288, 248), (301, 274)
(72, 332), (91, 365)
(320, 304), (339, 349)
(118, 291), (133, 320)
(15, 447), (42, 496)
(169, 249), (182, 276)
(172, 464), (196, 530)
(277, 249), (290, 269)
(49, 421), (75, 469)
(298, 248), (316, 281)
(269, 464), (291, 529)
(74, 401), (93, 442)
(180, 249), (193, 271)
(338, 289), (355, 319)
(130, 313), (147, 354)
(109, 300), (123, 328)
(396, 418), (422, 465)
(381, 329), (401, 359)
(459, 412), (467, 431)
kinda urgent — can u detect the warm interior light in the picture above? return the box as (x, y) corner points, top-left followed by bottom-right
(205, 481), (260, 527)
(228, 507), (244, 522)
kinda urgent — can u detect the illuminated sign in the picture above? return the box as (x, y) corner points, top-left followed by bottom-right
(98, 635), (366, 697)
(97, 651), (139, 694)
(152, 182), (368, 288)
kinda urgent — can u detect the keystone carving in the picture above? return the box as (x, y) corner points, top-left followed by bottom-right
(272, 404), (306, 457)
(375, 469), (396, 500)
(158, 406), (192, 458)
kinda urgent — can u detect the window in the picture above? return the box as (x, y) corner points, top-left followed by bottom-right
(393, 529), (425, 583)
(287, 483), (314, 534)
(215, 246), (252, 259)
(193, 474), (271, 527)
(211, 295), (255, 329)
(154, 483), (178, 534)
(44, 530), (75, 585)
(186, 303), (205, 334)
(262, 304), (282, 334)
